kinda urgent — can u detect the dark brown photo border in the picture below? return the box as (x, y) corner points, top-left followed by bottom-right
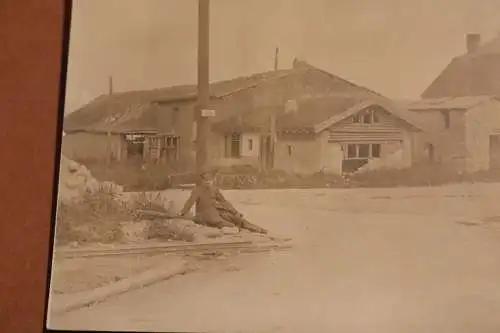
(0, 1), (72, 332)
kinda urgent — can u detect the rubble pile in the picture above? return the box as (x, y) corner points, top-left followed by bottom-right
(56, 157), (278, 246)
(56, 158), (223, 245)
(57, 155), (124, 204)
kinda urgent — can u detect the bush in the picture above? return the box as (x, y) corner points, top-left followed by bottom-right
(55, 185), (131, 245)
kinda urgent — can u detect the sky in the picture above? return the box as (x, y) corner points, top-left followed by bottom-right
(64, 0), (500, 113)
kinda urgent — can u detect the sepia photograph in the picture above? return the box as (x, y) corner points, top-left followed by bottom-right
(47, 0), (500, 332)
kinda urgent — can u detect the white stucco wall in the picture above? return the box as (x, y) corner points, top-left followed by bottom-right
(318, 132), (342, 175)
(240, 133), (260, 158)
(465, 100), (500, 172)
(409, 109), (466, 170)
(210, 132), (261, 168)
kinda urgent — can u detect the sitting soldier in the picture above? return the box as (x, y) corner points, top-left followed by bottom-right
(177, 169), (236, 231)
(177, 168), (267, 234)
(212, 171), (268, 234)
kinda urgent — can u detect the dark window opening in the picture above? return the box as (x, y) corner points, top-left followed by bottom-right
(347, 144), (357, 158)
(125, 134), (145, 160)
(358, 144), (370, 158)
(171, 107), (180, 127)
(372, 144), (381, 158)
(230, 133), (241, 158)
(426, 143), (435, 162)
(161, 136), (180, 162)
(352, 115), (361, 123)
(362, 113), (372, 124)
(248, 139), (253, 151)
(372, 110), (380, 123)
(287, 145), (292, 156)
(441, 110), (450, 129)
(344, 143), (382, 159)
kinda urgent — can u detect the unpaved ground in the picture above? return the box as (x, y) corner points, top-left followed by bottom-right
(49, 183), (500, 333)
(50, 254), (183, 295)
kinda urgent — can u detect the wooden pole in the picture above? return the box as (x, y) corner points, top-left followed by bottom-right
(267, 47), (279, 170)
(269, 112), (276, 170)
(106, 75), (113, 165)
(196, 0), (211, 173)
(274, 47), (279, 71)
(108, 75), (113, 95)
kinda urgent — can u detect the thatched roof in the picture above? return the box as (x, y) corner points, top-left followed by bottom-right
(422, 35), (500, 99)
(214, 94), (423, 135)
(64, 61), (382, 134)
(63, 70), (293, 134)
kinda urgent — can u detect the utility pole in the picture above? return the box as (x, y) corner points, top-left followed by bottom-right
(108, 75), (114, 95)
(267, 47), (279, 170)
(274, 47), (279, 71)
(196, 0), (211, 173)
(106, 75), (113, 165)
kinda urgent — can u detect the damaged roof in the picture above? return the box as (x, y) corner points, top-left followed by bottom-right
(63, 61), (381, 134)
(64, 69), (293, 133)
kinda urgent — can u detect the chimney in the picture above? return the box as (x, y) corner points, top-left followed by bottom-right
(108, 76), (114, 95)
(293, 57), (306, 69)
(466, 33), (481, 53)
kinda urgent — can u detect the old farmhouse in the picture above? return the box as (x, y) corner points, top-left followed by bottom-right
(213, 95), (422, 175)
(406, 96), (500, 172)
(63, 60), (423, 174)
(63, 60), (377, 164)
(412, 33), (500, 173)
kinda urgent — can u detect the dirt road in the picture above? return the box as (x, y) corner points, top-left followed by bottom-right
(49, 184), (500, 333)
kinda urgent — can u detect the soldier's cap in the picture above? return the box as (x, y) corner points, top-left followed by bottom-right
(199, 167), (219, 178)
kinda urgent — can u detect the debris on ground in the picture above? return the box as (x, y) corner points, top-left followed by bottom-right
(56, 157), (287, 248)
(58, 155), (124, 205)
(56, 157), (202, 245)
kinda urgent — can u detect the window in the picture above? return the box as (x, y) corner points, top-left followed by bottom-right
(426, 143), (434, 162)
(372, 144), (381, 158)
(358, 144), (370, 158)
(161, 136), (180, 162)
(248, 139), (253, 151)
(347, 144), (357, 158)
(287, 145), (293, 156)
(344, 143), (382, 159)
(441, 110), (450, 129)
(354, 108), (380, 124)
(362, 113), (372, 124)
(171, 107), (180, 127)
(125, 134), (145, 158)
(229, 133), (241, 158)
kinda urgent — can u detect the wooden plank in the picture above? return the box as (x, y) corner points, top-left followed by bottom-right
(56, 240), (254, 256)
(55, 240), (291, 259)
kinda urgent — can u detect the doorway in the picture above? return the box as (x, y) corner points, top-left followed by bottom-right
(489, 135), (500, 170)
(426, 143), (435, 162)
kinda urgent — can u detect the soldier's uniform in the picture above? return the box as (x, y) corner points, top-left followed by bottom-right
(214, 189), (267, 234)
(179, 170), (267, 233)
(178, 181), (234, 229)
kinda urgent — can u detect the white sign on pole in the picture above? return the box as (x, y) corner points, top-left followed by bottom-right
(201, 109), (216, 117)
